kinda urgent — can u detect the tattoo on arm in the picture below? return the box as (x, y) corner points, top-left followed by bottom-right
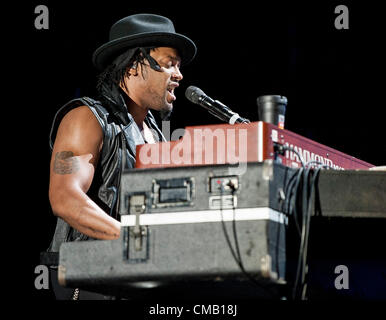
(53, 151), (80, 174)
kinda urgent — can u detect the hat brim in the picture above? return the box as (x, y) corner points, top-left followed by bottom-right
(92, 32), (197, 71)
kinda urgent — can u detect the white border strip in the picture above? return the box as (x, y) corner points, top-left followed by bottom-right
(120, 207), (287, 226)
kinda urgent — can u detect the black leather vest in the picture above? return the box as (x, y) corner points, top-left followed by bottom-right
(48, 96), (165, 252)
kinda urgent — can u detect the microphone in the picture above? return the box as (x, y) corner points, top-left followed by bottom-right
(185, 86), (250, 124)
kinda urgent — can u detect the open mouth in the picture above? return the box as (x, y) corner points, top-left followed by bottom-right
(167, 86), (177, 101)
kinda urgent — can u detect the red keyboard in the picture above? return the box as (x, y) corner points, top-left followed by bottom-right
(135, 121), (373, 170)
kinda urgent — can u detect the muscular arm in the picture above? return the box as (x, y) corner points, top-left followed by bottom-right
(49, 106), (121, 240)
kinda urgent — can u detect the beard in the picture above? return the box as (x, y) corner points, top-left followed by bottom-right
(159, 109), (172, 120)
(147, 87), (174, 113)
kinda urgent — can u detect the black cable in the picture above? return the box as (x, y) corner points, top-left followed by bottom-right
(282, 169), (301, 214)
(292, 168), (310, 299)
(274, 144), (335, 300)
(300, 167), (322, 299)
(300, 168), (312, 296)
(289, 168), (304, 238)
(273, 145), (308, 300)
(230, 186), (243, 267)
(218, 181), (274, 297)
(275, 144), (305, 235)
(292, 165), (325, 300)
(219, 183), (242, 266)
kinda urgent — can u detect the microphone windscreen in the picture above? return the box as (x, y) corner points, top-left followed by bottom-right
(185, 86), (205, 104)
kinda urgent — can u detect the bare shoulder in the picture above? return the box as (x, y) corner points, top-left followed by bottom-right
(53, 105), (103, 156)
(61, 105), (101, 128)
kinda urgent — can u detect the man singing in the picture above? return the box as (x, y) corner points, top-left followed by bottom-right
(47, 13), (196, 299)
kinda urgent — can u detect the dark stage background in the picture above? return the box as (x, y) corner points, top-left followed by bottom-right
(13, 0), (385, 301)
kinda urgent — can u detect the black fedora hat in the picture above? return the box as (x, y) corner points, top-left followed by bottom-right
(92, 13), (197, 70)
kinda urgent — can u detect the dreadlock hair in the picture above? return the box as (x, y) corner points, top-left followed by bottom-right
(96, 46), (157, 98)
(95, 46), (172, 121)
